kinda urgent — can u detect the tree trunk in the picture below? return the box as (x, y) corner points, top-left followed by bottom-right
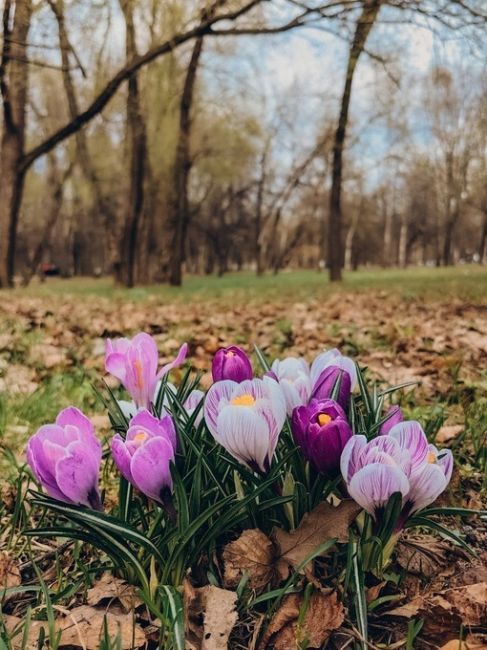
(0, 0), (32, 287)
(168, 35), (204, 286)
(328, 0), (381, 282)
(479, 207), (487, 264)
(118, 0), (147, 288)
(398, 220), (407, 268)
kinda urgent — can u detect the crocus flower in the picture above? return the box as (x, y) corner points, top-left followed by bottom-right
(379, 405), (404, 435)
(204, 377), (286, 473)
(310, 348), (357, 392)
(311, 366), (351, 410)
(26, 407), (102, 509)
(341, 421), (453, 524)
(184, 389), (205, 427)
(291, 398), (353, 474)
(212, 346), (253, 383)
(105, 333), (187, 410)
(111, 409), (176, 505)
(271, 357), (312, 415)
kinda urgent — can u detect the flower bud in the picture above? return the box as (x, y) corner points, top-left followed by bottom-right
(212, 346), (253, 383)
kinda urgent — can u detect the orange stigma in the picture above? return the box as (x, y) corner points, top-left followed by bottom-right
(133, 430), (147, 443)
(225, 350), (235, 358)
(318, 413), (332, 426)
(231, 394), (255, 407)
(427, 451), (437, 464)
(134, 359), (144, 388)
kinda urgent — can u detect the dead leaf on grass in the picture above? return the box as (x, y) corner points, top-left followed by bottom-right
(184, 580), (238, 650)
(86, 572), (143, 612)
(436, 424), (464, 443)
(0, 552), (21, 590)
(4, 605), (146, 649)
(223, 529), (275, 593)
(272, 500), (360, 578)
(260, 590), (344, 649)
(397, 535), (452, 577)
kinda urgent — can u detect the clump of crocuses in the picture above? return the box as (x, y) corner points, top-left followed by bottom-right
(26, 407), (102, 509)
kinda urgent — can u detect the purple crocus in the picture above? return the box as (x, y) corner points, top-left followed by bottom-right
(379, 405), (404, 435)
(111, 410), (176, 506)
(26, 407), (102, 509)
(105, 333), (187, 410)
(311, 366), (351, 410)
(212, 346), (253, 383)
(341, 420), (453, 525)
(271, 357), (312, 415)
(291, 398), (353, 474)
(310, 348), (357, 392)
(204, 377), (286, 473)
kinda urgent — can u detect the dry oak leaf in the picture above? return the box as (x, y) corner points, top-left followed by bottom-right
(86, 572), (143, 612)
(396, 535), (452, 577)
(3, 605), (146, 650)
(272, 500), (361, 578)
(260, 590), (344, 649)
(436, 424), (464, 444)
(0, 552), (21, 590)
(183, 580), (238, 650)
(223, 529), (275, 593)
(440, 639), (487, 650)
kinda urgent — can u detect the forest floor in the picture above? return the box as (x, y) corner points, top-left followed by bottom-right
(0, 266), (486, 649)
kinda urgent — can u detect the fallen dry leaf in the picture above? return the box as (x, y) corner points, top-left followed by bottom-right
(0, 552), (21, 590)
(397, 535), (452, 577)
(273, 500), (361, 578)
(436, 424), (464, 443)
(440, 639), (487, 650)
(4, 605), (146, 649)
(223, 529), (275, 593)
(184, 580), (238, 650)
(260, 590), (344, 649)
(86, 572), (143, 612)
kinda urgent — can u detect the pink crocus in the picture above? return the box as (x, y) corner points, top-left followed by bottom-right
(111, 409), (176, 505)
(379, 406), (404, 435)
(26, 407), (102, 509)
(310, 348), (357, 392)
(341, 420), (453, 526)
(204, 377), (286, 473)
(105, 333), (187, 410)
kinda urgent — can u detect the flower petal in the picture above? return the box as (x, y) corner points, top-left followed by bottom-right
(158, 342), (188, 379)
(204, 380), (238, 437)
(340, 435), (367, 482)
(348, 463), (410, 516)
(55, 440), (102, 508)
(408, 462), (448, 514)
(130, 436), (175, 503)
(388, 421), (429, 474)
(216, 404), (270, 472)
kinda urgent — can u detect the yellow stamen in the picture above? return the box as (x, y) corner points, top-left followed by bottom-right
(134, 431), (147, 443)
(318, 413), (332, 426)
(134, 359), (144, 388)
(225, 350), (235, 358)
(427, 451), (437, 464)
(231, 394), (256, 407)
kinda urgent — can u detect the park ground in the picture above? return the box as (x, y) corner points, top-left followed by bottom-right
(0, 265), (486, 648)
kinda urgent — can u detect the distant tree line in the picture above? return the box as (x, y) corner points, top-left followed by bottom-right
(1, 0), (486, 288)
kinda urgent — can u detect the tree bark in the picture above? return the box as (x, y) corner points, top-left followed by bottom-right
(0, 0), (33, 287)
(48, 0), (119, 273)
(168, 34), (204, 286)
(328, 0), (381, 282)
(479, 207), (487, 264)
(117, 0), (147, 288)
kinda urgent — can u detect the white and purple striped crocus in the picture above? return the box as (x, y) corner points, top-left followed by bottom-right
(111, 409), (176, 508)
(341, 420), (453, 526)
(270, 357), (312, 416)
(310, 348), (357, 395)
(212, 345), (253, 383)
(105, 333), (187, 411)
(204, 377), (286, 473)
(291, 398), (353, 474)
(379, 405), (404, 435)
(26, 407), (102, 509)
